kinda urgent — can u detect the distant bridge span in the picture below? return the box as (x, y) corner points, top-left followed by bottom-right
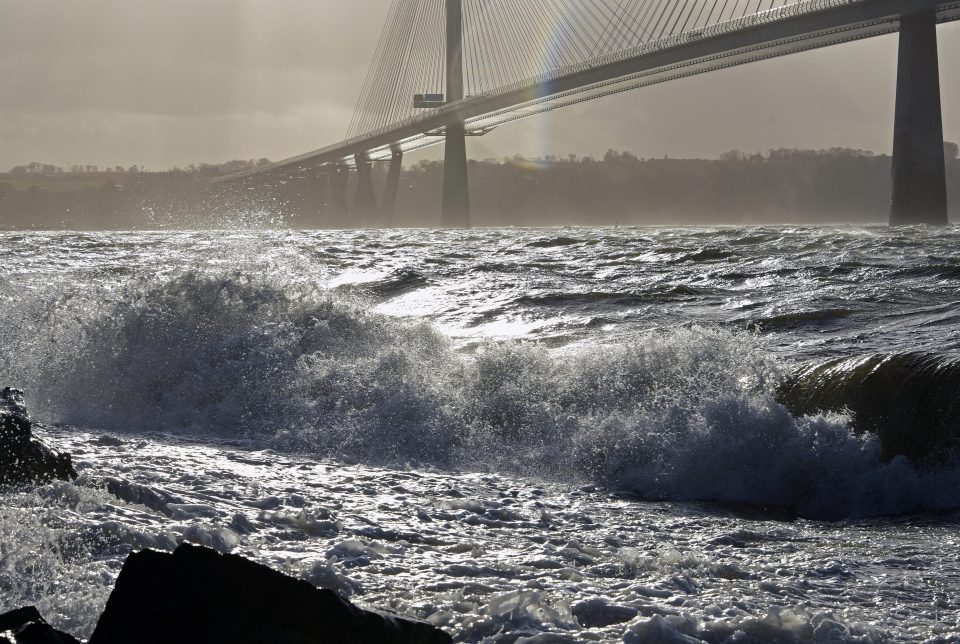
(216, 0), (960, 227)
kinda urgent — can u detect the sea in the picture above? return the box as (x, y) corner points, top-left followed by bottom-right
(1, 225), (958, 642)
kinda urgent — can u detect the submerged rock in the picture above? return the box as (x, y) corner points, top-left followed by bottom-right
(89, 543), (451, 644)
(0, 388), (76, 485)
(0, 606), (81, 644)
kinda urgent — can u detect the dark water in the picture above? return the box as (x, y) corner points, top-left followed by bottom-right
(1, 226), (958, 642)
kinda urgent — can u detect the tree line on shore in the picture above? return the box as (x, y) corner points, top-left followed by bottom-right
(1, 146), (957, 230)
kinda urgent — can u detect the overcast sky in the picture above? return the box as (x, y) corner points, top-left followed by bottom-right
(1, 0), (957, 170)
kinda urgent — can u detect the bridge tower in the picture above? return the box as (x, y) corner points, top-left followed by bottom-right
(327, 164), (350, 228)
(381, 146), (404, 228)
(441, 0), (470, 228)
(354, 152), (378, 226)
(891, 5), (948, 226)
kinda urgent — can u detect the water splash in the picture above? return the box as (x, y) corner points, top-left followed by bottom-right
(4, 272), (960, 519)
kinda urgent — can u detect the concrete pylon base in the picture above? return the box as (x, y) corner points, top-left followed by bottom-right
(381, 147), (403, 228)
(441, 122), (470, 228)
(890, 7), (948, 226)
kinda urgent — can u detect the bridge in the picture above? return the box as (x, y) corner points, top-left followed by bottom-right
(215, 0), (960, 227)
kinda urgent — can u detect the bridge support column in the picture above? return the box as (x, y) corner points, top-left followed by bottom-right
(303, 170), (326, 229)
(329, 164), (350, 227)
(381, 146), (403, 228)
(281, 175), (307, 224)
(890, 7), (948, 226)
(354, 153), (378, 226)
(441, 0), (470, 228)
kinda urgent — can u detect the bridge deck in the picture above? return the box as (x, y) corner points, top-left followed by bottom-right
(216, 0), (960, 184)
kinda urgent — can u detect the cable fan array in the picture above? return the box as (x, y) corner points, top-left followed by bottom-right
(347, 0), (806, 139)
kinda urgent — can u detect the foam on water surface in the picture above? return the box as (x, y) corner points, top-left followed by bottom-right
(1, 228), (960, 642)
(3, 268), (958, 519)
(3, 427), (959, 641)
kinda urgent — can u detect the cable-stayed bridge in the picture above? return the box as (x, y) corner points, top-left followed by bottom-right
(216, 0), (960, 227)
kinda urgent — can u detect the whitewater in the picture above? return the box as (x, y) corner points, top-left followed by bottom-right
(1, 226), (958, 642)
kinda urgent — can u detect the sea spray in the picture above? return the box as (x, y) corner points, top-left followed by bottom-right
(3, 271), (960, 518)
(3, 228), (960, 643)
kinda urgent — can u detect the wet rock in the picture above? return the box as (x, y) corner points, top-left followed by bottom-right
(89, 543), (451, 644)
(0, 388), (77, 485)
(0, 606), (81, 644)
(572, 598), (639, 627)
(104, 478), (181, 516)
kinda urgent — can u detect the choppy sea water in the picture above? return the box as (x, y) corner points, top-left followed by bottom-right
(1, 226), (959, 642)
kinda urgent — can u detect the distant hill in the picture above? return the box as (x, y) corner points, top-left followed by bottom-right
(1, 148), (957, 229)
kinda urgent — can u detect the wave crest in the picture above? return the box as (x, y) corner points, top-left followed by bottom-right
(3, 272), (960, 519)
(780, 352), (960, 466)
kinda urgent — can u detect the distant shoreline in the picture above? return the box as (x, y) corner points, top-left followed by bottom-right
(2, 147), (957, 229)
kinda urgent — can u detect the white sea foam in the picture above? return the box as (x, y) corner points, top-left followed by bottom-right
(625, 608), (883, 643)
(4, 229), (960, 643)
(3, 271), (960, 520)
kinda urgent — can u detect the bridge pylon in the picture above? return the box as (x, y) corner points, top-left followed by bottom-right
(890, 5), (948, 226)
(441, 0), (470, 228)
(381, 146), (403, 228)
(328, 164), (350, 227)
(354, 152), (378, 227)
(300, 170), (327, 229)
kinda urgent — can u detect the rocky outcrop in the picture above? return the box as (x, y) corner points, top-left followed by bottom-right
(0, 606), (81, 644)
(0, 388), (76, 485)
(88, 543), (451, 644)
(3, 544), (452, 644)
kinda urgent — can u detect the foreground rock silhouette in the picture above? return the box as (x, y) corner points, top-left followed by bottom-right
(3, 545), (451, 643)
(88, 543), (451, 644)
(0, 607), (81, 644)
(0, 388), (76, 485)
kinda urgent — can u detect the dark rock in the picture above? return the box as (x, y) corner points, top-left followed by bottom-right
(572, 598), (638, 627)
(0, 606), (81, 644)
(0, 388), (31, 446)
(90, 543), (452, 644)
(0, 388), (77, 485)
(104, 478), (180, 517)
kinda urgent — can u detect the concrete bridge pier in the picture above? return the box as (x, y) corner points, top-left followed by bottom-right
(381, 146), (403, 227)
(442, 122), (470, 228)
(354, 152), (378, 226)
(890, 6), (948, 226)
(301, 170), (327, 229)
(441, 0), (470, 228)
(280, 175), (309, 225)
(328, 164), (350, 226)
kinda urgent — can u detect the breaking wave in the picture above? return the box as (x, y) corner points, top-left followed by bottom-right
(3, 272), (960, 519)
(780, 352), (960, 467)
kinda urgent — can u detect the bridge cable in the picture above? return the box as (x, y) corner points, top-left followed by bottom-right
(632, 0), (666, 43)
(367, 0), (416, 134)
(549, 0), (594, 66)
(552, 0), (605, 62)
(515, 1), (547, 73)
(503, 0), (524, 82)
(603, 0), (639, 54)
(348, 0), (405, 138)
(669, 0), (700, 37)
(472, 0), (495, 94)
(377, 0), (418, 132)
(619, 0), (654, 49)
(618, 0), (654, 49)
(481, 1), (507, 86)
